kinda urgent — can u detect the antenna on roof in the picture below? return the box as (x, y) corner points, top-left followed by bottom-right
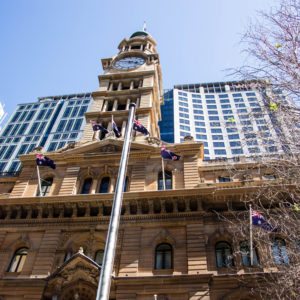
(143, 21), (147, 32)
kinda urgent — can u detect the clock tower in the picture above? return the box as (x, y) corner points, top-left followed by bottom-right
(82, 30), (163, 143)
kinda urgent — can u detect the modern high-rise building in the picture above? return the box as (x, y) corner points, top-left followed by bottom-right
(159, 82), (285, 160)
(0, 93), (92, 173)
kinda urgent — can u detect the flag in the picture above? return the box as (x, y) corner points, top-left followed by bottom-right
(112, 119), (122, 138)
(161, 146), (181, 161)
(252, 210), (275, 231)
(36, 154), (56, 169)
(90, 120), (108, 133)
(133, 119), (149, 135)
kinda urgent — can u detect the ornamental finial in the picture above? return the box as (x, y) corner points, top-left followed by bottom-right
(143, 21), (147, 32)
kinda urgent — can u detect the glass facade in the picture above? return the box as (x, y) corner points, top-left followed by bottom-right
(0, 93), (92, 172)
(159, 90), (174, 143)
(159, 81), (284, 160)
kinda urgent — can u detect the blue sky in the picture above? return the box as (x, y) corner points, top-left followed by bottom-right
(0, 0), (276, 117)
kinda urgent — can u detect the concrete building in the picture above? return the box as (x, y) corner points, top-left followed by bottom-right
(159, 83), (285, 160)
(0, 31), (290, 300)
(0, 102), (7, 132)
(0, 93), (92, 173)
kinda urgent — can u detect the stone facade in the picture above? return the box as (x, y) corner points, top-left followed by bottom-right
(0, 31), (277, 300)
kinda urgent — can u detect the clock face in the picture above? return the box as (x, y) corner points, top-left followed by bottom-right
(114, 56), (145, 70)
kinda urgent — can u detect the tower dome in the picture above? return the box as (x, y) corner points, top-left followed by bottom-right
(130, 31), (149, 38)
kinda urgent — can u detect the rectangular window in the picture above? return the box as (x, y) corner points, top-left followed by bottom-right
(258, 125), (269, 131)
(11, 112), (21, 122)
(180, 125), (190, 131)
(18, 144), (28, 156)
(246, 92), (256, 96)
(193, 104), (202, 109)
(73, 118), (83, 131)
(256, 119), (267, 124)
(234, 99), (244, 103)
(208, 110), (218, 115)
(239, 115), (250, 120)
(71, 106), (80, 117)
(232, 148), (243, 154)
(230, 141), (241, 147)
(37, 110), (46, 119)
(221, 104), (231, 109)
(37, 122), (46, 134)
(222, 110), (233, 114)
(228, 134), (240, 140)
(207, 105), (217, 109)
(192, 99), (201, 104)
(237, 109), (248, 114)
(48, 142), (58, 152)
(45, 109), (53, 119)
(196, 134), (207, 140)
(180, 131), (190, 137)
(195, 121), (205, 126)
(252, 108), (262, 113)
(241, 120), (252, 125)
(246, 140), (258, 146)
(219, 94), (228, 98)
(250, 102), (260, 107)
(193, 110), (203, 114)
(195, 127), (206, 133)
(29, 123), (39, 135)
(3, 145), (16, 159)
(180, 119), (190, 124)
(220, 99), (230, 104)
(0, 162), (6, 172)
(10, 124), (20, 136)
(242, 127), (254, 132)
(179, 113), (189, 118)
(211, 128), (222, 133)
(192, 94), (201, 98)
(25, 110), (35, 121)
(179, 107), (189, 113)
(247, 97), (258, 102)
(210, 122), (221, 127)
(0, 146), (8, 159)
(179, 101), (189, 107)
(248, 147), (260, 153)
(178, 96), (188, 101)
(209, 116), (219, 121)
(9, 161), (20, 172)
(194, 115), (204, 120)
(17, 123), (28, 135)
(213, 142), (225, 147)
(233, 93), (243, 97)
(63, 107), (72, 118)
(78, 106), (88, 116)
(205, 95), (215, 99)
(70, 132), (78, 139)
(214, 149), (227, 155)
(212, 135), (223, 140)
(204, 149), (209, 154)
(57, 120), (67, 132)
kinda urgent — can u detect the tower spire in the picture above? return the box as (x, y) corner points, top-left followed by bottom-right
(143, 21), (147, 32)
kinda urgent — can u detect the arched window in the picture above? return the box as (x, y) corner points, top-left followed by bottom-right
(40, 177), (53, 196)
(158, 171), (172, 190)
(94, 250), (104, 266)
(272, 238), (289, 264)
(80, 178), (93, 194)
(99, 177), (110, 193)
(7, 247), (28, 272)
(155, 243), (173, 269)
(215, 241), (234, 268)
(240, 241), (259, 267)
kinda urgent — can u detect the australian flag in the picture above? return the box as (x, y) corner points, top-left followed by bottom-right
(252, 210), (275, 231)
(36, 154), (56, 169)
(161, 146), (181, 161)
(91, 120), (108, 134)
(133, 119), (149, 135)
(112, 120), (122, 138)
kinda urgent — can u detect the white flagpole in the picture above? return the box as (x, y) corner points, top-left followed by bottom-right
(161, 157), (166, 190)
(249, 204), (253, 266)
(96, 103), (136, 300)
(154, 295), (157, 300)
(36, 165), (42, 197)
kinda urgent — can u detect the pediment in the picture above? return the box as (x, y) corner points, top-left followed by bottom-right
(44, 252), (101, 299)
(54, 138), (159, 157)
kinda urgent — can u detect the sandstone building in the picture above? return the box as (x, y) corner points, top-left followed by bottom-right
(0, 31), (288, 300)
